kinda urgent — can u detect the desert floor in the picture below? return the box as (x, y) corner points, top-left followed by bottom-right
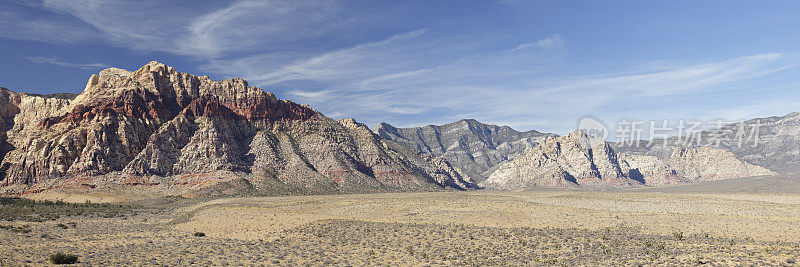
(2, 176), (800, 265)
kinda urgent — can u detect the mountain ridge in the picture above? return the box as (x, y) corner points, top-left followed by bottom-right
(613, 112), (800, 174)
(374, 119), (555, 182)
(483, 130), (775, 190)
(0, 61), (476, 197)
(0, 61), (790, 195)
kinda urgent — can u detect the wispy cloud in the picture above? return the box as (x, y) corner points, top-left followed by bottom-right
(286, 89), (333, 102)
(0, 5), (101, 44)
(181, 0), (343, 57)
(40, 0), (211, 55)
(508, 34), (565, 52)
(707, 97), (800, 121)
(29, 0), (362, 58)
(27, 56), (108, 70)
(232, 29), (430, 85)
(542, 53), (792, 97)
(204, 31), (573, 128)
(205, 26), (795, 134)
(3, 0), (798, 135)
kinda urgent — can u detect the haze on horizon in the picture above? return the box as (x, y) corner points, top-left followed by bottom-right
(1, 0), (799, 136)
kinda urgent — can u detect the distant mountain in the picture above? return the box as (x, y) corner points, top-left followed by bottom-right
(0, 61), (476, 197)
(482, 130), (774, 190)
(374, 119), (554, 183)
(614, 112), (800, 174)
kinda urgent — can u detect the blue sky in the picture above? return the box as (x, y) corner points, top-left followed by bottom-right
(2, 0), (800, 136)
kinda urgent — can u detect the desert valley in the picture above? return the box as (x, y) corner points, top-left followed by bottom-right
(0, 63), (798, 265)
(3, 1), (800, 265)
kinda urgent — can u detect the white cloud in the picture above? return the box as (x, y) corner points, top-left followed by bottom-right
(8, 0), (350, 58)
(3, 1), (796, 135)
(206, 27), (794, 134)
(508, 34), (565, 52)
(237, 29), (430, 85)
(180, 0), (342, 57)
(40, 0), (188, 52)
(583, 53), (788, 97)
(286, 89), (332, 102)
(203, 31), (575, 129)
(27, 56), (108, 69)
(0, 7), (101, 44)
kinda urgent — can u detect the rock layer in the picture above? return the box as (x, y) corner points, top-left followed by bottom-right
(0, 62), (475, 195)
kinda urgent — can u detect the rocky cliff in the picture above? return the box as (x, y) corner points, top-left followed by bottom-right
(0, 61), (476, 196)
(482, 130), (774, 190)
(374, 119), (553, 183)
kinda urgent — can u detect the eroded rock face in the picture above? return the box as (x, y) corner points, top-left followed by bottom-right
(664, 147), (775, 181)
(615, 112), (800, 174)
(0, 62), (475, 195)
(481, 130), (641, 189)
(482, 130), (774, 190)
(374, 119), (553, 183)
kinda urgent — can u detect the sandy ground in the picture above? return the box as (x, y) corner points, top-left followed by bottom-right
(176, 189), (800, 242)
(2, 177), (800, 265)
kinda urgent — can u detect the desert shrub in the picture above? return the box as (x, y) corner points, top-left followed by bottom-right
(50, 252), (78, 264)
(0, 197), (145, 222)
(194, 232), (206, 237)
(673, 231), (684, 241)
(0, 224), (31, 233)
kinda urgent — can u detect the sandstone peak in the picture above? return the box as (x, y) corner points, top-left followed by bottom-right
(137, 60), (174, 74)
(98, 67), (133, 77)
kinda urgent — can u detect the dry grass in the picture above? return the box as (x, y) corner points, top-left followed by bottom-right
(2, 188), (800, 265)
(0, 197), (147, 222)
(177, 190), (800, 242)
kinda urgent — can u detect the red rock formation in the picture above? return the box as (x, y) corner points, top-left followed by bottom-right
(179, 94), (315, 122)
(40, 88), (175, 127)
(0, 61), (474, 196)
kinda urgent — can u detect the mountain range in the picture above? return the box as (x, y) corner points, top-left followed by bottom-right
(0, 62), (475, 197)
(0, 61), (792, 197)
(482, 130), (773, 189)
(613, 113), (800, 174)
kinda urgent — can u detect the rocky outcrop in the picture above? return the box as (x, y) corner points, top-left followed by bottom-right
(482, 130), (774, 190)
(614, 112), (800, 174)
(665, 147), (775, 181)
(374, 119), (553, 183)
(481, 130), (642, 189)
(0, 61), (476, 195)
